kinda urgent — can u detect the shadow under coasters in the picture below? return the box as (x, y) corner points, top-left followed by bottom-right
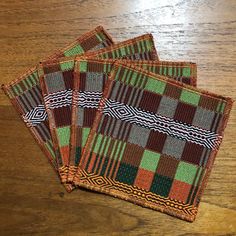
(1, 26), (114, 192)
(74, 61), (233, 222)
(39, 34), (158, 184)
(69, 58), (197, 183)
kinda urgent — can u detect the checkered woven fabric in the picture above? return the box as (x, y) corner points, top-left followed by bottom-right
(73, 61), (233, 221)
(45, 26), (114, 60)
(39, 34), (158, 184)
(1, 26), (114, 192)
(69, 58), (197, 182)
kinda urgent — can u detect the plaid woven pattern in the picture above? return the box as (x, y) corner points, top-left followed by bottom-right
(39, 34), (158, 183)
(85, 34), (158, 60)
(1, 26), (114, 192)
(69, 58), (197, 182)
(74, 61), (233, 221)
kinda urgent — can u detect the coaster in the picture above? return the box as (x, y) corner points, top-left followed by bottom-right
(69, 58), (197, 182)
(1, 26), (114, 192)
(74, 61), (233, 221)
(39, 34), (159, 183)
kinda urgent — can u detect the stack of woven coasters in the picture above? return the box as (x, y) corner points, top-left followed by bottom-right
(38, 34), (158, 188)
(2, 26), (114, 192)
(2, 26), (233, 221)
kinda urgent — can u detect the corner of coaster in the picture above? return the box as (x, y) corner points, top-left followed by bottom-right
(63, 183), (75, 193)
(67, 165), (78, 183)
(58, 166), (69, 184)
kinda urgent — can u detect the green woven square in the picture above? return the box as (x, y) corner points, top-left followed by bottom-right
(60, 61), (74, 71)
(180, 90), (200, 106)
(79, 61), (88, 72)
(140, 150), (160, 172)
(174, 162), (198, 184)
(64, 44), (84, 56)
(56, 126), (70, 147)
(182, 67), (191, 77)
(145, 78), (166, 95)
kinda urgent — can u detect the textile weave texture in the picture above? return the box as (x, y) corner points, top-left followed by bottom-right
(74, 61), (233, 221)
(85, 34), (158, 61)
(69, 58), (197, 182)
(1, 26), (114, 192)
(39, 34), (158, 183)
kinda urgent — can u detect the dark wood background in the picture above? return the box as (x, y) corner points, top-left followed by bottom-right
(0, 0), (236, 235)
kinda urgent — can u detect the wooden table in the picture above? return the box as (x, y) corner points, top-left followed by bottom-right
(0, 1), (236, 235)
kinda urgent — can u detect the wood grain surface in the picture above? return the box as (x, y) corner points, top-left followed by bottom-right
(0, 0), (236, 235)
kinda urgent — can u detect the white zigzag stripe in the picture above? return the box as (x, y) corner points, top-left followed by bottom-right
(78, 91), (103, 108)
(22, 104), (47, 126)
(44, 90), (73, 109)
(100, 98), (222, 150)
(44, 90), (103, 109)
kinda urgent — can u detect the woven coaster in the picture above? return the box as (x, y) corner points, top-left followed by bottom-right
(39, 34), (158, 184)
(74, 61), (233, 221)
(69, 58), (197, 182)
(1, 26), (114, 192)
